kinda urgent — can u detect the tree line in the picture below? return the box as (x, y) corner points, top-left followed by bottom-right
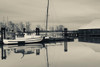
(0, 21), (65, 32)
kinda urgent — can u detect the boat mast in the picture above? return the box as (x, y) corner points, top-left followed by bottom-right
(46, 0), (49, 36)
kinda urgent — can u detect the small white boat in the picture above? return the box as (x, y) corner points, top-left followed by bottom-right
(3, 33), (43, 45)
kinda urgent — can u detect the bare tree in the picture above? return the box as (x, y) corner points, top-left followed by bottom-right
(26, 22), (31, 32)
(19, 22), (25, 32)
(49, 26), (54, 31)
(56, 25), (64, 31)
(7, 21), (15, 31)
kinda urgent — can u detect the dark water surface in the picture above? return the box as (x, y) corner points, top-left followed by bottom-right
(0, 39), (100, 67)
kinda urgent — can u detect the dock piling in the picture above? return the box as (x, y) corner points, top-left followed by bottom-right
(23, 28), (26, 33)
(1, 27), (6, 44)
(36, 28), (40, 35)
(64, 28), (68, 39)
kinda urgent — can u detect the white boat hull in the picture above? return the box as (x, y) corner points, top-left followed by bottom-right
(3, 37), (43, 45)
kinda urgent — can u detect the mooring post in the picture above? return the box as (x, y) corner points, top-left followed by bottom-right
(64, 28), (68, 39)
(36, 28), (40, 35)
(1, 28), (4, 44)
(1, 27), (6, 39)
(23, 28), (26, 33)
(64, 28), (68, 52)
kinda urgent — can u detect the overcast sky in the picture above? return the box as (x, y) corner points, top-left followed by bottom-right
(0, 0), (100, 29)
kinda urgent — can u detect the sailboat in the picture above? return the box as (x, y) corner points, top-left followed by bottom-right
(44, 0), (50, 40)
(3, 0), (50, 45)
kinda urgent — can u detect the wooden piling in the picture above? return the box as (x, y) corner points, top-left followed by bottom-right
(64, 28), (68, 39)
(36, 28), (40, 35)
(23, 28), (26, 33)
(1, 27), (5, 44)
(64, 28), (68, 52)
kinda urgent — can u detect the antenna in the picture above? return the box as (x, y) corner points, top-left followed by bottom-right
(46, 0), (49, 36)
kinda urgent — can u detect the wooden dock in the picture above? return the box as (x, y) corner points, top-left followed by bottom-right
(0, 27), (75, 45)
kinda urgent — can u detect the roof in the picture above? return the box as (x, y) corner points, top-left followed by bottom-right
(79, 19), (100, 29)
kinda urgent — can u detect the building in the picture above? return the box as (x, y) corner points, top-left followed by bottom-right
(78, 19), (100, 37)
(78, 19), (100, 43)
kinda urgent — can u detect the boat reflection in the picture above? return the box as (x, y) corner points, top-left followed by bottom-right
(0, 39), (73, 67)
(0, 43), (44, 60)
(0, 40), (70, 60)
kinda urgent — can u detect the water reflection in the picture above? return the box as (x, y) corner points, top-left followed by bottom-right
(1, 37), (100, 67)
(64, 40), (67, 52)
(78, 37), (100, 43)
(0, 44), (43, 60)
(0, 40), (69, 67)
(0, 45), (7, 60)
(78, 37), (100, 53)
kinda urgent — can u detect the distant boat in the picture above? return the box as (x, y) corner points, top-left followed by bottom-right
(3, 33), (43, 45)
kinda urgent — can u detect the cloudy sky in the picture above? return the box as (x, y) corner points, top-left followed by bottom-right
(0, 0), (100, 29)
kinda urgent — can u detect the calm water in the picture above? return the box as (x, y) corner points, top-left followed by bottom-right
(0, 39), (100, 67)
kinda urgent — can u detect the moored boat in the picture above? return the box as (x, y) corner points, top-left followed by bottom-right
(3, 33), (43, 45)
